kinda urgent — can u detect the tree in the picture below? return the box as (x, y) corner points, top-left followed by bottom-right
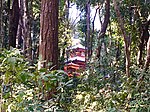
(18, 0), (32, 60)
(144, 20), (150, 70)
(0, 0), (2, 48)
(38, 0), (59, 69)
(137, 6), (150, 67)
(8, 0), (19, 48)
(96, 0), (110, 58)
(113, 0), (131, 77)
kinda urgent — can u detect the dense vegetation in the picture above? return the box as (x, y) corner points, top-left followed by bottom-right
(0, 0), (150, 111)
(0, 48), (149, 111)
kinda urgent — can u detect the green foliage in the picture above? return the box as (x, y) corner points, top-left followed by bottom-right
(0, 48), (74, 111)
(58, 0), (72, 67)
(67, 65), (150, 112)
(1, 0), (150, 111)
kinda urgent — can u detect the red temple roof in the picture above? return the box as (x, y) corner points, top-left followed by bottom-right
(68, 56), (85, 62)
(68, 44), (85, 50)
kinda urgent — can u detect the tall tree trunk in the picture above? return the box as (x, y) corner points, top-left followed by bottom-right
(0, 0), (2, 106)
(26, 0), (32, 60)
(16, 22), (23, 49)
(38, 0), (59, 69)
(144, 19), (150, 70)
(0, 0), (2, 48)
(113, 0), (130, 77)
(20, 0), (32, 60)
(137, 20), (150, 67)
(9, 0), (19, 48)
(96, 0), (110, 58)
(86, 0), (91, 59)
(17, 0), (24, 49)
(145, 37), (150, 70)
(2, 0), (10, 48)
(30, 0), (33, 60)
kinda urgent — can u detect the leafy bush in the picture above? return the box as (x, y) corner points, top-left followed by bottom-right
(0, 48), (74, 111)
(68, 65), (150, 112)
(0, 48), (149, 112)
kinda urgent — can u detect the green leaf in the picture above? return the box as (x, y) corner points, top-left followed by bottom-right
(7, 57), (17, 65)
(50, 78), (57, 81)
(28, 106), (34, 111)
(45, 73), (53, 77)
(64, 79), (73, 86)
(28, 73), (35, 77)
(43, 76), (49, 81)
(18, 91), (25, 97)
(66, 84), (74, 87)
(130, 108), (137, 112)
(20, 74), (27, 82)
(39, 68), (47, 72)
(3, 93), (10, 99)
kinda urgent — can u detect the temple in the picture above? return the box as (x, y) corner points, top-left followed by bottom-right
(64, 44), (86, 77)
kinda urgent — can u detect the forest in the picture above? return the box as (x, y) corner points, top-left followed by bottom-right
(0, 0), (150, 111)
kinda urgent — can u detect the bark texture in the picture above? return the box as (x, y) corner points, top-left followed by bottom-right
(113, 0), (130, 77)
(17, 0), (32, 60)
(144, 37), (150, 70)
(99, 0), (110, 38)
(23, 0), (32, 60)
(96, 0), (110, 58)
(137, 20), (150, 67)
(0, 0), (2, 48)
(39, 0), (59, 69)
(144, 19), (150, 70)
(9, 0), (19, 48)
